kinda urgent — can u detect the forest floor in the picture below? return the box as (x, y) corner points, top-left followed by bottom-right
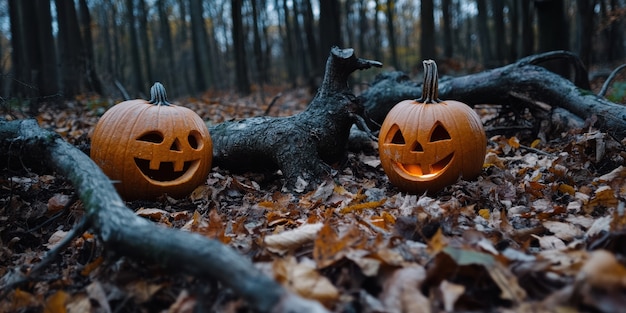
(2, 74), (626, 312)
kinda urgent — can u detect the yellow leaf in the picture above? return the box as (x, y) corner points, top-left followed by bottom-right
(340, 199), (386, 214)
(478, 208), (490, 219)
(81, 256), (103, 276)
(381, 211), (396, 224)
(558, 184), (576, 195)
(427, 228), (448, 254)
(530, 138), (541, 148)
(43, 291), (69, 313)
(11, 289), (39, 311)
(508, 136), (520, 149)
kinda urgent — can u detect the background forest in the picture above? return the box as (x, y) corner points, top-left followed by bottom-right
(1, 0), (625, 112)
(3, 1), (626, 312)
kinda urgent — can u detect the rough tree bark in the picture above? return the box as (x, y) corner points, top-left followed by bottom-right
(0, 118), (328, 313)
(210, 47), (382, 192)
(361, 51), (626, 140)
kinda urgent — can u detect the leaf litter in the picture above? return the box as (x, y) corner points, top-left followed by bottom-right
(2, 86), (626, 312)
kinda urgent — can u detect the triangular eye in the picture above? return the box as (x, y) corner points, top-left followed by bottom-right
(430, 123), (451, 142)
(137, 131), (164, 144)
(170, 138), (182, 151)
(412, 141), (424, 152)
(387, 126), (405, 144)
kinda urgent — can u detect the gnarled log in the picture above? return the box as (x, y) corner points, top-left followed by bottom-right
(0, 118), (328, 313)
(210, 47), (381, 192)
(361, 51), (626, 140)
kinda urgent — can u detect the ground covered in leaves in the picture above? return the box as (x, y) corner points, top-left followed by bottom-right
(2, 81), (626, 312)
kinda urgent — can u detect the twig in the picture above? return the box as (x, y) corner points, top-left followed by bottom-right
(263, 92), (283, 116)
(114, 79), (131, 100)
(598, 64), (626, 98)
(27, 194), (79, 232)
(519, 144), (552, 156)
(0, 216), (89, 300)
(30, 216), (90, 276)
(518, 50), (590, 90)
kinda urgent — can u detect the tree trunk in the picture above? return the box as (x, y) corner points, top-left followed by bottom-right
(303, 0), (319, 85)
(372, 0), (383, 62)
(280, 0), (297, 88)
(188, 0), (208, 93)
(441, 0), (453, 59)
(251, 0), (267, 88)
(385, 0), (399, 69)
(476, 0), (493, 66)
(420, 0), (436, 60)
(603, 0), (625, 62)
(125, 0), (145, 95)
(0, 118), (329, 313)
(318, 0), (342, 70)
(137, 0), (154, 84)
(8, 0), (60, 110)
(156, 0), (176, 92)
(519, 0), (534, 57)
(9, 0), (36, 103)
(232, 0), (250, 95)
(292, 0), (310, 88)
(535, 0), (570, 76)
(576, 0), (594, 68)
(509, 0), (519, 61)
(492, 0), (506, 65)
(175, 0), (193, 95)
(78, 0), (103, 95)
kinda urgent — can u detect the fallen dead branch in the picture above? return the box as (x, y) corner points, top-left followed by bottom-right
(361, 51), (626, 140)
(0, 118), (328, 313)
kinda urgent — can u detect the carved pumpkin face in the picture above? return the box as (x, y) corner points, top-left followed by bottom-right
(90, 83), (212, 200)
(378, 60), (486, 194)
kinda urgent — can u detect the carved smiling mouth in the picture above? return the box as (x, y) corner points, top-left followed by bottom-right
(134, 158), (199, 183)
(394, 153), (454, 178)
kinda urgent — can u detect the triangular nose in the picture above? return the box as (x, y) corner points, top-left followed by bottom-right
(170, 138), (182, 151)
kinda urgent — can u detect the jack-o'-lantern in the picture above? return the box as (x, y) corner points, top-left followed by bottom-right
(378, 60), (486, 194)
(90, 82), (212, 200)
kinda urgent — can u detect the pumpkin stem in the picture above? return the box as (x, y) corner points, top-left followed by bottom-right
(148, 82), (171, 106)
(418, 60), (440, 104)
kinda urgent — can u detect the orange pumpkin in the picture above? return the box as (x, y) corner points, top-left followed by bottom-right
(378, 60), (486, 194)
(90, 82), (212, 200)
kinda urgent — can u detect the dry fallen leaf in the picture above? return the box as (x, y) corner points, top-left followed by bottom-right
(86, 281), (111, 313)
(272, 257), (339, 306)
(135, 208), (169, 220)
(531, 234), (566, 250)
(47, 194), (71, 214)
(379, 265), (430, 313)
(43, 290), (69, 313)
(542, 221), (584, 242)
(45, 230), (69, 249)
(439, 280), (464, 312)
(486, 262), (527, 302)
(167, 290), (197, 313)
(125, 281), (165, 303)
(313, 222), (362, 268)
(264, 223), (323, 255)
(578, 249), (626, 288)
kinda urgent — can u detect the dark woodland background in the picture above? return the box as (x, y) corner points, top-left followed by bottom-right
(1, 0), (625, 113)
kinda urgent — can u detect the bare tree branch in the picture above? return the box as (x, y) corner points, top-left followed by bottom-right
(0, 118), (328, 313)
